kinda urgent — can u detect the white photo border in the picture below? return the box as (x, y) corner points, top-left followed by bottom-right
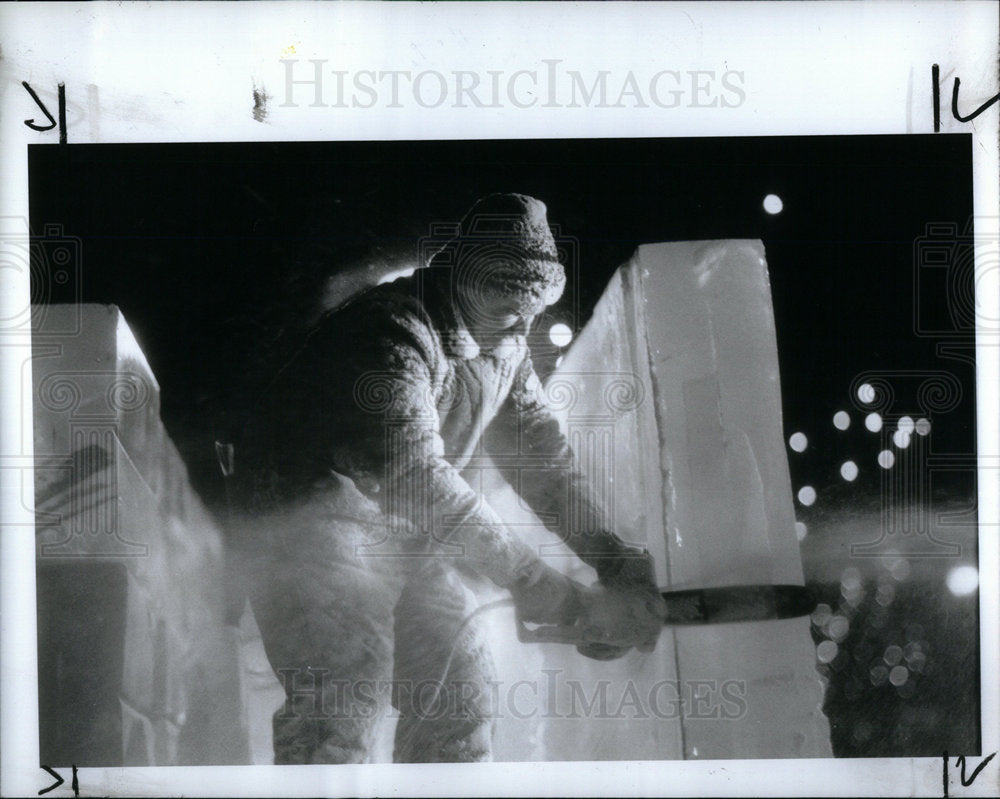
(1, 2), (997, 797)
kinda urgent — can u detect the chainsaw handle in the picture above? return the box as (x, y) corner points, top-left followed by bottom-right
(515, 584), (663, 648)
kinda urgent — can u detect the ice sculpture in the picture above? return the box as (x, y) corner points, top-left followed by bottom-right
(486, 241), (831, 760)
(32, 305), (250, 765)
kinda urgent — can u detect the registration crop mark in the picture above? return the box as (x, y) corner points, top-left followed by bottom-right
(942, 751), (996, 797)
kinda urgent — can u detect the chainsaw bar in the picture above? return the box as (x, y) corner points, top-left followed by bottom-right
(659, 584), (816, 625)
(515, 584), (818, 649)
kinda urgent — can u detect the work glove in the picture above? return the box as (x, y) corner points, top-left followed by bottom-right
(578, 546), (665, 660)
(575, 582), (667, 660)
(593, 544), (659, 593)
(509, 561), (586, 626)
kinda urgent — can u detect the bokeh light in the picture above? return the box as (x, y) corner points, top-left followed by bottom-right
(817, 640), (838, 664)
(841, 587), (865, 609)
(841, 567), (862, 591)
(865, 412), (882, 433)
(945, 565), (979, 596)
(763, 193), (784, 214)
(828, 615), (850, 642)
(907, 652), (928, 673)
(548, 322), (573, 347)
(889, 558), (911, 582)
(889, 665), (909, 687)
(789, 432), (808, 452)
(833, 410), (851, 430)
(796, 413), (967, 748)
(857, 383), (876, 404)
(840, 568), (864, 607)
(795, 521), (808, 541)
(811, 603), (833, 627)
(875, 582), (896, 607)
(870, 664), (889, 686)
(797, 485), (816, 506)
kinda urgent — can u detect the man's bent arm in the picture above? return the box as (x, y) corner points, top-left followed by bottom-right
(343, 311), (542, 588)
(484, 356), (639, 573)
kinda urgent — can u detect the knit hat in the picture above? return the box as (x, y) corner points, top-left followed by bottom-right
(428, 193), (566, 327)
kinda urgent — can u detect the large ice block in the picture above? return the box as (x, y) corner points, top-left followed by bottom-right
(488, 242), (830, 761)
(32, 305), (249, 765)
(658, 242), (829, 756)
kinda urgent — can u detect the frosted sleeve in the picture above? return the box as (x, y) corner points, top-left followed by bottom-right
(484, 354), (632, 568)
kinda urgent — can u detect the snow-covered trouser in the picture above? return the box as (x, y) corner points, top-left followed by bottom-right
(243, 487), (496, 764)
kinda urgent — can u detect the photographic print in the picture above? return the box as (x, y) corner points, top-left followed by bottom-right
(2, 3), (997, 797)
(23, 132), (982, 763)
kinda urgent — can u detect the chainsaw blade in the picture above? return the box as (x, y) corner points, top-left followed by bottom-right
(659, 584), (816, 625)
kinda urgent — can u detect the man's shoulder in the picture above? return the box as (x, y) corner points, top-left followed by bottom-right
(312, 276), (445, 363)
(337, 275), (433, 322)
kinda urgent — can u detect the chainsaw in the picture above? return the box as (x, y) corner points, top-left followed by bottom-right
(422, 582), (819, 709)
(515, 583), (817, 648)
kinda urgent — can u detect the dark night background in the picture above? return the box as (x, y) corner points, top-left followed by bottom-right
(30, 135), (980, 757)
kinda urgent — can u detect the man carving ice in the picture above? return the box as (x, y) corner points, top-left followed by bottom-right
(236, 193), (666, 764)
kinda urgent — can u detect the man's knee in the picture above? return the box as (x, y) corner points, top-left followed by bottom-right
(393, 711), (494, 763)
(392, 677), (496, 763)
(272, 675), (388, 764)
(435, 717), (493, 762)
(273, 718), (369, 765)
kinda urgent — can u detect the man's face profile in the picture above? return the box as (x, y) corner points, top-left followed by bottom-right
(457, 258), (538, 345)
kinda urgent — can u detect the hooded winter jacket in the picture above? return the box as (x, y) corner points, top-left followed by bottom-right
(237, 265), (627, 587)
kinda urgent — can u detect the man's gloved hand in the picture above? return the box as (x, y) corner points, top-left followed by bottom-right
(593, 545), (659, 593)
(508, 551), (666, 661)
(579, 545), (666, 660)
(509, 561), (586, 626)
(575, 582), (666, 660)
